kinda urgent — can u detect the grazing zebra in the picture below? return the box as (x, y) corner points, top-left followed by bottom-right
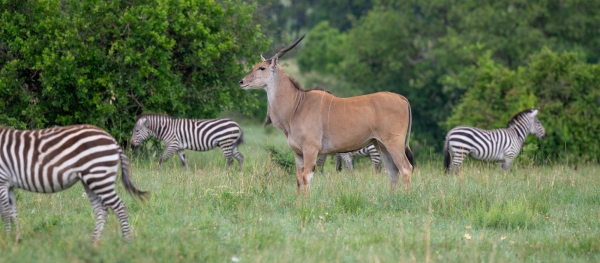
(444, 109), (546, 173)
(316, 144), (382, 173)
(130, 114), (244, 170)
(0, 124), (147, 243)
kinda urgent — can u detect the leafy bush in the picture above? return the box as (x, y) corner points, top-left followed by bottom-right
(264, 144), (296, 174)
(0, 0), (268, 144)
(444, 49), (600, 162)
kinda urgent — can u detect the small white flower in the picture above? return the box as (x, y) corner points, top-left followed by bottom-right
(231, 256), (240, 262)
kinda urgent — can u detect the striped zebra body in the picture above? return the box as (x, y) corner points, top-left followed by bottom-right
(0, 125), (146, 243)
(130, 114), (244, 170)
(444, 109), (546, 173)
(316, 144), (382, 173)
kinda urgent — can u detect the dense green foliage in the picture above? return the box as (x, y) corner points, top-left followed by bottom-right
(0, 0), (267, 143)
(1, 126), (599, 262)
(445, 49), (600, 162)
(295, 0), (600, 159)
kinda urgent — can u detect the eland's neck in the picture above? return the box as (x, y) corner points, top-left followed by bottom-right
(264, 71), (303, 135)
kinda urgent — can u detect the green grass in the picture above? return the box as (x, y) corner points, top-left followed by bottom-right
(1, 124), (599, 262)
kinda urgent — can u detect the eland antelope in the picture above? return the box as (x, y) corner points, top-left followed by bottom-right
(239, 35), (414, 194)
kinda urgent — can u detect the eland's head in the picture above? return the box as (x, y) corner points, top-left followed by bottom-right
(238, 34), (306, 90)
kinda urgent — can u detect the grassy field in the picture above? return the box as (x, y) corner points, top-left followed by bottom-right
(0, 124), (598, 263)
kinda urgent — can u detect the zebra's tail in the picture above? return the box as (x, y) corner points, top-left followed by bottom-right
(234, 130), (245, 146)
(405, 101), (414, 169)
(119, 151), (148, 200)
(443, 139), (450, 173)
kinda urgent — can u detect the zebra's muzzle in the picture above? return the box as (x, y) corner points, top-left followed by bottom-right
(130, 140), (139, 150)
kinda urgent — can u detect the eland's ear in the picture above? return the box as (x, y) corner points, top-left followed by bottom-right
(531, 109), (539, 117)
(261, 54), (266, 62)
(272, 56), (279, 71)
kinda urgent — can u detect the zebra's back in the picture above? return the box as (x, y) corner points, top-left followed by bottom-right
(0, 125), (121, 193)
(446, 126), (514, 161)
(176, 118), (243, 151)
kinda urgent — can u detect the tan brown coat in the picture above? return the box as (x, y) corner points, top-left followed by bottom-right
(240, 35), (413, 194)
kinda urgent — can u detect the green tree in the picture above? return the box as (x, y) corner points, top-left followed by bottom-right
(297, 0), (600, 156)
(445, 49), (600, 162)
(0, 0), (268, 143)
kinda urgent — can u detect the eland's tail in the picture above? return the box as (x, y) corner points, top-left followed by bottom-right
(405, 102), (414, 169)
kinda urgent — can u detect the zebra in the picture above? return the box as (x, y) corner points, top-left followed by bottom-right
(316, 144), (382, 173)
(0, 124), (147, 243)
(443, 109), (546, 173)
(130, 113), (244, 170)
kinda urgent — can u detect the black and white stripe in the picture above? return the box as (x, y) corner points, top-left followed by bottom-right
(316, 144), (382, 173)
(130, 114), (244, 170)
(443, 109), (546, 172)
(0, 125), (147, 243)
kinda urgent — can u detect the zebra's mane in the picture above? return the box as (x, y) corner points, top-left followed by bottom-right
(506, 109), (535, 128)
(137, 113), (173, 120)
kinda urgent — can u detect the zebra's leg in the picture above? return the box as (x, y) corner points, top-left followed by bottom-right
(219, 141), (235, 170)
(0, 185), (12, 236)
(370, 153), (382, 174)
(335, 154), (343, 172)
(89, 183), (133, 242)
(8, 189), (20, 242)
(83, 183), (109, 243)
(340, 153), (354, 172)
(316, 155), (327, 173)
(158, 144), (179, 170)
(84, 167), (133, 243)
(448, 149), (467, 174)
(501, 157), (515, 171)
(177, 149), (188, 170)
(232, 146), (244, 171)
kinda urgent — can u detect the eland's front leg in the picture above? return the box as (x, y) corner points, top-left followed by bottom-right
(293, 153), (304, 194)
(301, 149), (319, 194)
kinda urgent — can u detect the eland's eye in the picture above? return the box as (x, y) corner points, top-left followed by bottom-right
(259, 67), (266, 71)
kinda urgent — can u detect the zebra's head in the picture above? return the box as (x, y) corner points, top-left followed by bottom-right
(130, 117), (152, 149)
(508, 109), (546, 140)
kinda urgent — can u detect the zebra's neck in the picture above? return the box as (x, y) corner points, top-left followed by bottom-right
(507, 123), (528, 145)
(147, 116), (175, 141)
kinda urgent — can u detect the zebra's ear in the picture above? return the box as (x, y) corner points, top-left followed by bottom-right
(531, 109), (539, 117)
(139, 117), (147, 125)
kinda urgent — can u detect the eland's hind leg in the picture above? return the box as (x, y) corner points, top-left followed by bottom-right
(377, 142), (413, 193)
(374, 144), (400, 192)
